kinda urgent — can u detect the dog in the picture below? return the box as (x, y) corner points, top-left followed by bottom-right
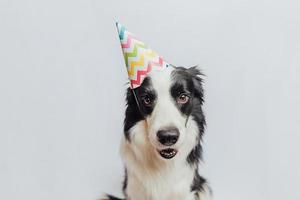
(102, 66), (211, 200)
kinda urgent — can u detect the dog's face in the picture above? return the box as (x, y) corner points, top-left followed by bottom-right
(124, 66), (205, 162)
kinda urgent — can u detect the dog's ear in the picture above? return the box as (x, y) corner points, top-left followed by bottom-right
(124, 88), (144, 140)
(187, 66), (204, 102)
(126, 87), (136, 106)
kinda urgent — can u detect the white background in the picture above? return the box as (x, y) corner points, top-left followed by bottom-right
(1, 0), (300, 200)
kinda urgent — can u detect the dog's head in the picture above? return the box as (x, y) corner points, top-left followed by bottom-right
(124, 66), (205, 162)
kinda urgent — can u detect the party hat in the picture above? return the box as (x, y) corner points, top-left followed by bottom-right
(116, 22), (169, 89)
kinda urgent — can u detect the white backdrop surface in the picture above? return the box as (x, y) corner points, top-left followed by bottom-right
(0, 0), (300, 200)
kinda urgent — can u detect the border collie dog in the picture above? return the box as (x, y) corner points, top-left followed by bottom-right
(103, 66), (211, 200)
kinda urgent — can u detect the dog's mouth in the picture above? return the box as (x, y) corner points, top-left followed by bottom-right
(158, 148), (178, 159)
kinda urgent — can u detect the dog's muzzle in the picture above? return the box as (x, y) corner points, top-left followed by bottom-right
(157, 127), (179, 159)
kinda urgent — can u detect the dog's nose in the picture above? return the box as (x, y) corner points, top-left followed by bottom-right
(157, 128), (179, 146)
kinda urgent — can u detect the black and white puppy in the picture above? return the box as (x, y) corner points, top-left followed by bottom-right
(102, 66), (211, 200)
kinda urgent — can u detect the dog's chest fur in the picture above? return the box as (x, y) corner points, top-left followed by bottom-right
(124, 150), (196, 200)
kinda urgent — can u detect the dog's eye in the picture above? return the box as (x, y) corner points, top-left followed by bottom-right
(141, 95), (152, 106)
(177, 94), (189, 104)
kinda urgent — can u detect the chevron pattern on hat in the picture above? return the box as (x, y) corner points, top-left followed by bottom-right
(116, 23), (169, 89)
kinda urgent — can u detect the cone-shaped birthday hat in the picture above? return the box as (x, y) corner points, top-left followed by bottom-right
(116, 23), (169, 89)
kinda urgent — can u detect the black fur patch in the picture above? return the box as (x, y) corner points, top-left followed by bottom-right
(104, 195), (124, 200)
(171, 66), (206, 165)
(133, 77), (157, 117)
(123, 89), (143, 140)
(123, 77), (156, 140)
(122, 169), (127, 194)
(191, 171), (207, 193)
(170, 68), (195, 116)
(187, 143), (202, 165)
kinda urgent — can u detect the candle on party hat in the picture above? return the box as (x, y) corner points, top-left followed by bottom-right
(116, 22), (169, 89)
